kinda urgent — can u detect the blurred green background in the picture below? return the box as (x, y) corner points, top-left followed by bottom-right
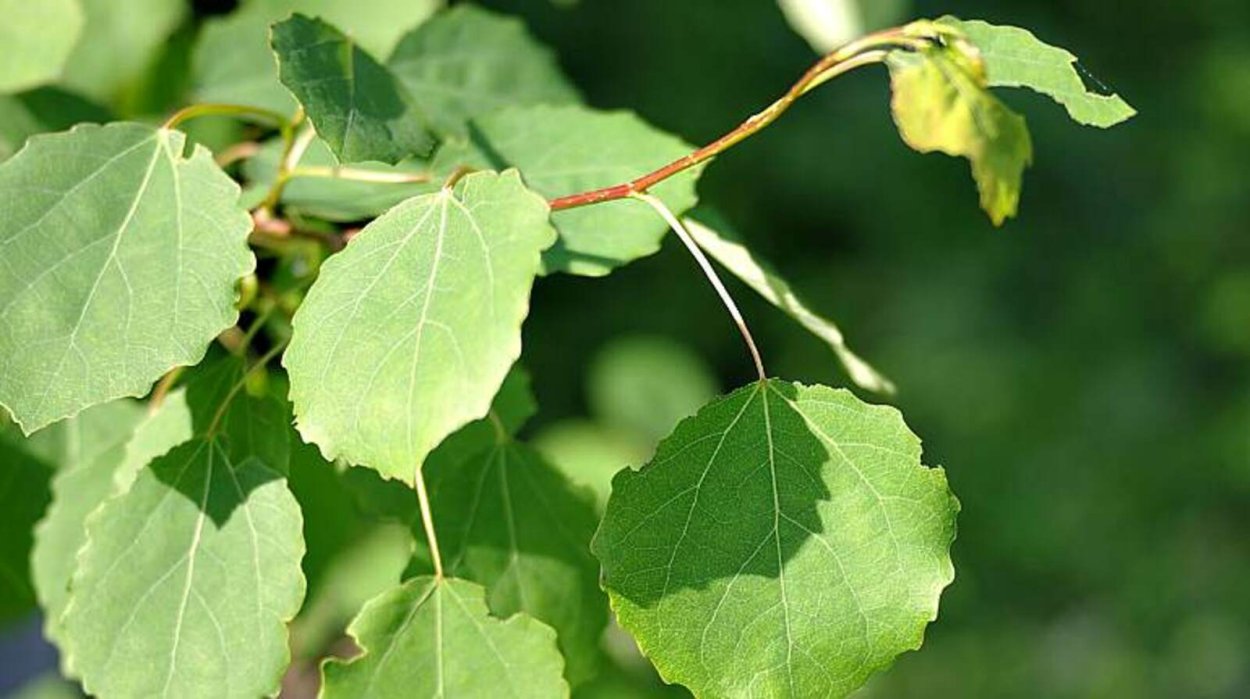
(3, 0), (1248, 697)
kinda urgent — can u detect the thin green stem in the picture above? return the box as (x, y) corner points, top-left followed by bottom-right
(632, 193), (767, 381)
(163, 103), (290, 131)
(258, 122), (316, 212)
(415, 468), (445, 579)
(288, 165), (432, 185)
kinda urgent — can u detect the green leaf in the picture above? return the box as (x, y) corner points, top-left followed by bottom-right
(437, 105), (700, 276)
(886, 40), (1033, 225)
(0, 0), (84, 93)
(192, 0), (443, 115)
(241, 136), (436, 222)
(0, 440), (52, 623)
(321, 576), (568, 698)
(941, 17), (1136, 128)
(0, 122), (255, 433)
(593, 380), (958, 698)
(412, 440), (606, 685)
(61, 390), (305, 698)
(388, 5), (581, 138)
(684, 216), (895, 394)
(59, 0), (187, 104)
(284, 171), (556, 484)
(272, 14), (436, 164)
(29, 400), (145, 659)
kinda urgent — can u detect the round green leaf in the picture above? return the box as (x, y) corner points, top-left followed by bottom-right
(0, 122), (254, 433)
(61, 393), (305, 698)
(284, 170), (556, 484)
(593, 380), (958, 697)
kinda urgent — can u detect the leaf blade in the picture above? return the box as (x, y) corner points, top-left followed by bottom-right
(283, 171), (556, 483)
(593, 380), (958, 697)
(0, 122), (255, 432)
(321, 576), (568, 698)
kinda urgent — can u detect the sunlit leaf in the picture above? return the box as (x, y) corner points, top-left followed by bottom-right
(0, 122), (254, 433)
(0, 0), (84, 93)
(942, 17), (1136, 128)
(777, 0), (908, 53)
(388, 5), (580, 138)
(284, 171), (556, 484)
(272, 14), (436, 164)
(594, 380), (958, 697)
(321, 576), (568, 698)
(435, 105), (700, 276)
(684, 216), (894, 393)
(887, 38), (1033, 225)
(61, 389), (305, 698)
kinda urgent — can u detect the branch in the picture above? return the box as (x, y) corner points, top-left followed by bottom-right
(549, 28), (916, 212)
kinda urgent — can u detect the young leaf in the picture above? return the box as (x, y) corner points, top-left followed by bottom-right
(941, 17), (1136, 128)
(60, 391), (305, 698)
(887, 41), (1033, 225)
(321, 576), (568, 698)
(284, 171), (556, 484)
(412, 439), (606, 685)
(0, 122), (254, 433)
(593, 380), (958, 698)
(271, 14), (436, 164)
(29, 400), (145, 661)
(437, 105), (701, 276)
(388, 5), (581, 138)
(0, 0), (84, 93)
(684, 216), (894, 394)
(193, 0), (443, 115)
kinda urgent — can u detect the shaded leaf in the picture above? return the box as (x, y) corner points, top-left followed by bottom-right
(272, 14), (436, 164)
(192, 0), (443, 115)
(389, 5), (581, 138)
(61, 391), (305, 698)
(0, 122), (254, 433)
(887, 40), (1033, 225)
(684, 216), (894, 394)
(321, 576), (568, 698)
(941, 17), (1136, 128)
(437, 105), (700, 276)
(593, 380), (958, 697)
(589, 336), (720, 444)
(533, 421), (648, 511)
(284, 171), (555, 484)
(0, 0), (84, 93)
(412, 439), (606, 685)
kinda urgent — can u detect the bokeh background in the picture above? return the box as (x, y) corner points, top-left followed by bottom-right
(2, 0), (1248, 697)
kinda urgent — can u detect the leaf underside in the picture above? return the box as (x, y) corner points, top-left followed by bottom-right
(0, 122), (254, 433)
(283, 170), (556, 484)
(321, 576), (568, 698)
